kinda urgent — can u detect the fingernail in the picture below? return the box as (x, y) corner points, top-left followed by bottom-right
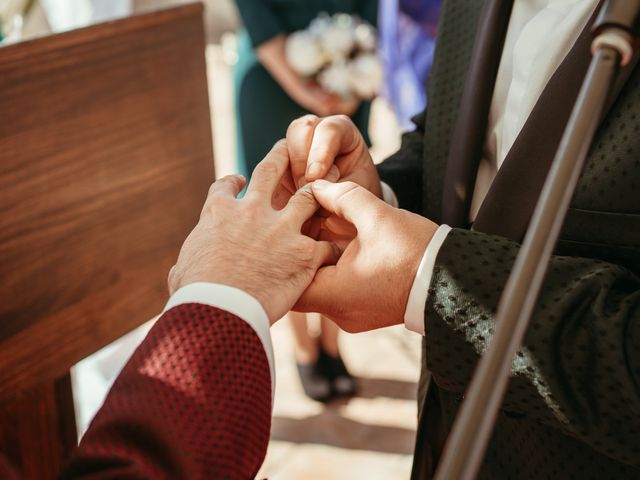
(313, 179), (330, 190)
(307, 162), (323, 179)
(324, 165), (340, 182)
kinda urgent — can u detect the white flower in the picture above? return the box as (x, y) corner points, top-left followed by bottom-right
(287, 12), (381, 99)
(349, 53), (384, 99)
(320, 17), (355, 61)
(309, 12), (332, 37)
(318, 60), (353, 98)
(354, 23), (377, 52)
(285, 31), (326, 76)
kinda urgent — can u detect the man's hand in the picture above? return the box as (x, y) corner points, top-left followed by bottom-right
(331, 97), (361, 117)
(168, 141), (341, 323)
(295, 180), (438, 333)
(285, 114), (382, 195)
(282, 80), (337, 118)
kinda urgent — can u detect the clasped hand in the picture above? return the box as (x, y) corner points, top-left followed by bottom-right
(169, 140), (340, 322)
(170, 116), (438, 332)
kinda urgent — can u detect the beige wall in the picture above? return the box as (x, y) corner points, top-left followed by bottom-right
(134, 0), (241, 43)
(15, 0), (241, 43)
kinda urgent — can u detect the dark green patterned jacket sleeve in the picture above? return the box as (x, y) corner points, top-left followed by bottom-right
(235, 0), (285, 48)
(426, 228), (640, 466)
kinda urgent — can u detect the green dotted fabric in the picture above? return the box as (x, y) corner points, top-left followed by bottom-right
(421, 0), (485, 223)
(575, 67), (640, 213)
(426, 228), (640, 478)
(560, 54), (640, 277)
(411, 0), (640, 477)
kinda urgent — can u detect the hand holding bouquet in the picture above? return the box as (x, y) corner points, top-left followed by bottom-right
(285, 13), (383, 102)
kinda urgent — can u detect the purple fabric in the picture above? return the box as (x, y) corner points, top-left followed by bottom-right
(379, 0), (441, 131)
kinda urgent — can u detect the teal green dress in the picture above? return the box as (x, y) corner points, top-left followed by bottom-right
(234, 0), (378, 177)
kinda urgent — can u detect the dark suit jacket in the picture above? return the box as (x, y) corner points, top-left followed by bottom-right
(0, 304), (272, 479)
(378, 0), (640, 478)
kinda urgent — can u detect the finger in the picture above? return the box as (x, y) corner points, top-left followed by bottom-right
(294, 266), (340, 314)
(208, 174), (247, 198)
(280, 167), (297, 195)
(271, 183), (291, 211)
(313, 240), (342, 267)
(298, 164), (340, 188)
(245, 140), (290, 199)
(314, 102), (334, 118)
(309, 87), (336, 116)
(324, 164), (341, 183)
(318, 228), (351, 253)
(167, 265), (177, 295)
(302, 215), (322, 239)
(283, 183), (319, 227)
(272, 167), (298, 210)
(306, 115), (362, 181)
(324, 215), (357, 238)
(286, 115), (321, 186)
(311, 180), (386, 229)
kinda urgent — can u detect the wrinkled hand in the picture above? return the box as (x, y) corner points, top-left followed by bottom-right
(255, 34), (352, 118)
(286, 114), (381, 193)
(168, 141), (341, 323)
(285, 114), (382, 243)
(331, 96), (361, 117)
(271, 161), (340, 240)
(295, 180), (438, 333)
(283, 82), (361, 118)
(285, 80), (337, 117)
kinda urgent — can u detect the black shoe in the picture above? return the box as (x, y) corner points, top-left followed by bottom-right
(317, 347), (358, 397)
(296, 360), (333, 402)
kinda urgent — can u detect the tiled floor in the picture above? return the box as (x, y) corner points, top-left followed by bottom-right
(257, 318), (421, 479)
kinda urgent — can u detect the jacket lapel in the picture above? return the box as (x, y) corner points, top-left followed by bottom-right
(440, 0), (514, 228)
(421, 0), (495, 223)
(471, 1), (640, 241)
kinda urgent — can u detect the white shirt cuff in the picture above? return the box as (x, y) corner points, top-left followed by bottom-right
(164, 282), (275, 400)
(404, 225), (453, 335)
(381, 181), (399, 208)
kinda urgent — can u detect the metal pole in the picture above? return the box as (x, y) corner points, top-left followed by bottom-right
(433, 3), (640, 477)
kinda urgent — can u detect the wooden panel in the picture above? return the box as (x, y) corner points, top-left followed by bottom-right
(0, 3), (214, 399)
(0, 373), (76, 480)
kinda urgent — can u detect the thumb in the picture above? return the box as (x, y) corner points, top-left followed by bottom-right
(284, 183), (319, 227)
(311, 180), (386, 230)
(294, 265), (339, 314)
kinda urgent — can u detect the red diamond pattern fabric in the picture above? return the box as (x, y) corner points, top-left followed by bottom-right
(59, 303), (272, 479)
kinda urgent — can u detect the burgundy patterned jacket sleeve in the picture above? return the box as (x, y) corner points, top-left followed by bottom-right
(60, 302), (272, 479)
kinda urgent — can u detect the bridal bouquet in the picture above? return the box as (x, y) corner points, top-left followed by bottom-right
(285, 13), (383, 100)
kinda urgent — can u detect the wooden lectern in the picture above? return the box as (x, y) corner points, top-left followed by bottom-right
(0, 4), (214, 478)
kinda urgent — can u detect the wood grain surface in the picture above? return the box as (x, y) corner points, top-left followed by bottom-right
(0, 3), (214, 399)
(0, 373), (77, 480)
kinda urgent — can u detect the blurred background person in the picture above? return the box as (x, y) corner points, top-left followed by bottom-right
(233, 0), (377, 177)
(379, 0), (440, 131)
(233, 0), (378, 402)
